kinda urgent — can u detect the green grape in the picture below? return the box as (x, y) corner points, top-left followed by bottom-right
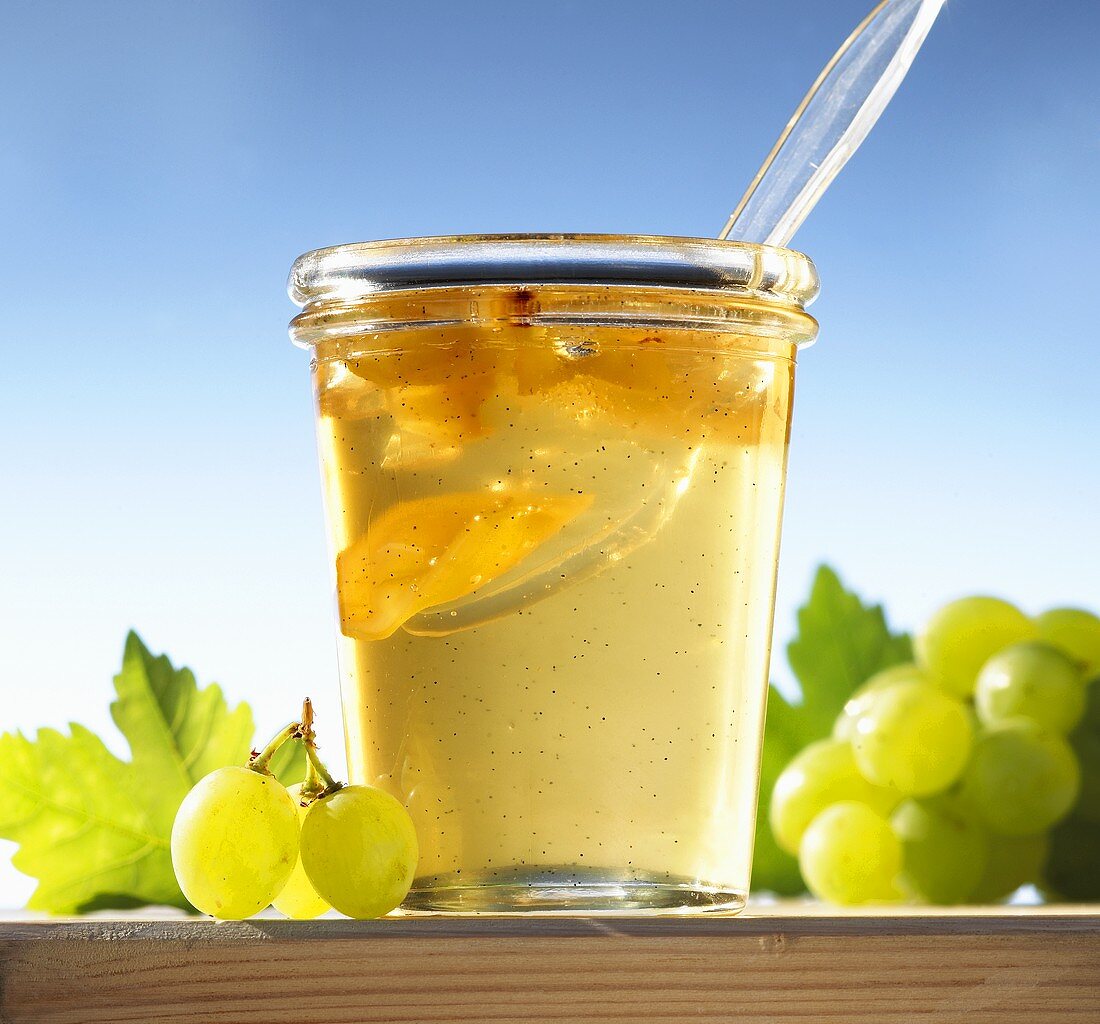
(1043, 815), (1100, 900)
(1068, 681), (1100, 822)
(975, 642), (1085, 735)
(851, 680), (972, 796)
(916, 596), (1035, 698)
(769, 739), (900, 855)
(171, 766), (299, 919)
(301, 785), (419, 919)
(798, 801), (903, 905)
(971, 833), (1049, 903)
(833, 663), (928, 742)
(891, 797), (988, 905)
(272, 784), (331, 920)
(1036, 607), (1100, 678)
(960, 721), (1080, 836)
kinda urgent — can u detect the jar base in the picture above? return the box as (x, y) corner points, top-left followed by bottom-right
(401, 869), (746, 915)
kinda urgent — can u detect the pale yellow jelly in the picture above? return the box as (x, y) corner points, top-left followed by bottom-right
(307, 283), (802, 911)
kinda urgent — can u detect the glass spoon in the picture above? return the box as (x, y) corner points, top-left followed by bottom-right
(720, 0), (947, 247)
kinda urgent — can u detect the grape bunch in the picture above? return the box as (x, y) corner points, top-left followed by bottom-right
(770, 599), (1100, 905)
(171, 701), (418, 920)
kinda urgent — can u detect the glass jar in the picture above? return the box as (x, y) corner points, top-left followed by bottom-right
(289, 234), (818, 913)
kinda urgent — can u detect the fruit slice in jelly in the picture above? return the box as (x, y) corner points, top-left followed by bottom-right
(336, 489), (593, 641)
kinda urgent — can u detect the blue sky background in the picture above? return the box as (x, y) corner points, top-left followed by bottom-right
(2, 0), (1098, 906)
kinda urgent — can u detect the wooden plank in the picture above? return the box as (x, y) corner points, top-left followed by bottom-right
(2, 913), (1098, 1024)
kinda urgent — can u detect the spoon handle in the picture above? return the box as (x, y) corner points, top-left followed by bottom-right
(719, 0), (946, 247)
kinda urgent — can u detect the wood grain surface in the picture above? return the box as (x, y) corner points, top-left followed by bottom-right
(2, 910), (1098, 1023)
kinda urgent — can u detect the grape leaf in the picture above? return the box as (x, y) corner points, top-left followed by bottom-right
(0, 726), (188, 913)
(752, 565), (912, 894)
(111, 632), (253, 834)
(750, 687), (811, 895)
(787, 566), (913, 718)
(0, 631), (306, 912)
(266, 734), (307, 787)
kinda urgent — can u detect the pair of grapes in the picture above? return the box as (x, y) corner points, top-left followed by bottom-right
(771, 599), (1100, 905)
(171, 710), (418, 920)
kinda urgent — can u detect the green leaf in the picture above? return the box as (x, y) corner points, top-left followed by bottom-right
(266, 736), (307, 787)
(111, 632), (253, 833)
(751, 688), (808, 895)
(752, 565), (912, 894)
(0, 631), (295, 913)
(0, 726), (188, 913)
(786, 566), (913, 724)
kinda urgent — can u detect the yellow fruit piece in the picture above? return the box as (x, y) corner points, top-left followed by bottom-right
(337, 335), (775, 447)
(343, 344), (476, 388)
(343, 342), (501, 449)
(386, 374), (495, 446)
(336, 489), (594, 640)
(550, 346), (771, 445)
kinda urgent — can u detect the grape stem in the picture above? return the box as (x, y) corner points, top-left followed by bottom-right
(299, 697), (342, 802)
(248, 721), (302, 776)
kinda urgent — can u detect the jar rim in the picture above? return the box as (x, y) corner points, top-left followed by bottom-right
(287, 234), (819, 310)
